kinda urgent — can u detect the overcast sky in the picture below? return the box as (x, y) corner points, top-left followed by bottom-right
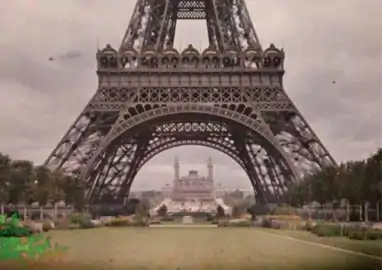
(0, 0), (381, 190)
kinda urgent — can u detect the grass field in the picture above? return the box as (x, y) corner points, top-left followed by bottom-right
(1, 227), (381, 270)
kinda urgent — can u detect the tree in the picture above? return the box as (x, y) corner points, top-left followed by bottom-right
(61, 174), (86, 212)
(9, 160), (34, 220)
(50, 170), (66, 220)
(232, 204), (245, 218)
(157, 204), (168, 216)
(321, 165), (342, 221)
(287, 180), (308, 208)
(216, 205), (225, 218)
(0, 153), (12, 215)
(247, 204), (271, 217)
(125, 198), (140, 215)
(307, 169), (331, 219)
(246, 205), (256, 220)
(33, 165), (54, 220)
(377, 180), (382, 221)
(285, 149), (381, 223)
(364, 149), (382, 205)
(360, 149), (382, 221)
(346, 161), (366, 221)
(230, 190), (244, 200)
(135, 202), (149, 219)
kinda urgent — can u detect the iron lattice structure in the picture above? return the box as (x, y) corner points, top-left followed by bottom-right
(44, 0), (336, 204)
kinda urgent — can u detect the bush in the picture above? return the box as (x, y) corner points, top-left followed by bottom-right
(311, 223), (356, 237)
(261, 217), (272, 228)
(259, 215), (302, 230)
(306, 222), (382, 241)
(156, 205), (168, 216)
(266, 215), (302, 221)
(42, 220), (54, 232)
(78, 219), (96, 229)
(54, 219), (71, 230)
(216, 205), (225, 218)
(229, 220), (252, 227)
(272, 205), (297, 216)
(69, 213), (92, 225)
(68, 223), (80, 230)
(365, 229), (382, 240)
(23, 221), (44, 234)
(205, 214), (214, 222)
(346, 227), (382, 240)
(3, 210), (21, 219)
(252, 219), (263, 227)
(150, 218), (161, 225)
(349, 209), (359, 221)
(133, 219), (149, 227)
(109, 218), (132, 227)
(270, 220), (290, 230)
(347, 229), (365, 240)
(311, 224), (343, 237)
(161, 215), (175, 222)
(90, 219), (103, 228)
(0, 214), (33, 237)
(304, 220), (316, 231)
(247, 204), (272, 217)
(0, 225), (33, 237)
(217, 219), (252, 227)
(294, 222), (306, 231)
(108, 217), (148, 227)
(217, 220), (228, 227)
(211, 219), (219, 225)
(271, 221), (281, 229)
(90, 205), (127, 217)
(66, 213), (98, 230)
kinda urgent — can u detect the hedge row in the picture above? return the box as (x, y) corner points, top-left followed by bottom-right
(311, 223), (382, 240)
(260, 215), (382, 241)
(106, 217), (149, 227)
(217, 220), (252, 227)
(259, 216), (305, 230)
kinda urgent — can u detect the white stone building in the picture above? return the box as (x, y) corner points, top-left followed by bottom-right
(152, 157), (232, 215)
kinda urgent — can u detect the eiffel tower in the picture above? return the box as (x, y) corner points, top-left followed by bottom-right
(44, 0), (336, 205)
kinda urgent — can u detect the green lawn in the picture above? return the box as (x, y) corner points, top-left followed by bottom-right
(1, 227), (381, 270)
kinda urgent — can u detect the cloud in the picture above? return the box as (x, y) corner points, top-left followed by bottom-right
(0, 0), (381, 190)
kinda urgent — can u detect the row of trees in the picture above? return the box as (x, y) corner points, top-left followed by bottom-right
(287, 148), (382, 221)
(0, 153), (85, 220)
(1, 148), (380, 222)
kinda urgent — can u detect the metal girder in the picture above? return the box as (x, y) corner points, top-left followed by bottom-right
(44, 0), (337, 205)
(119, 0), (262, 52)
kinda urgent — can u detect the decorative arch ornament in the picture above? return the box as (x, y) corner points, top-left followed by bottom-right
(137, 138), (245, 172)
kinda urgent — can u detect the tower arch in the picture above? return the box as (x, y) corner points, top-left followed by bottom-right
(80, 110), (300, 204)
